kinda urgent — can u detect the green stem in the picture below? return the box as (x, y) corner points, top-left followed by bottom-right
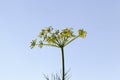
(64, 36), (79, 47)
(43, 44), (59, 48)
(36, 44), (60, 48)
(61, 47), (65, 80)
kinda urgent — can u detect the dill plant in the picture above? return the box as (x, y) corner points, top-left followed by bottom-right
(30, 27), (87, 80)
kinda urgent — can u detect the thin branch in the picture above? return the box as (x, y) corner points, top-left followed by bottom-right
(64, 36), (79, 47)
(43, 44), (60, 48)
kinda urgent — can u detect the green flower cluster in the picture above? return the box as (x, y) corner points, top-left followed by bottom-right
(30, 27), (87, 49)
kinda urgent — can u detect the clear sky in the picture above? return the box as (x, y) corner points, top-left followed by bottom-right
(0, 0), (120, 80)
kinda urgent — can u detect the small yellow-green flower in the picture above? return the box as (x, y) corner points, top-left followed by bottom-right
(39, 40), (43, 48)
(78, 29), (87, 38)
(30, 39), (36, 49)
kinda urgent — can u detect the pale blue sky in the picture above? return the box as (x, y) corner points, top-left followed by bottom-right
(0, 0), (120, 80)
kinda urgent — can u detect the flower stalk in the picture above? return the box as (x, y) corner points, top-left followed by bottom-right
(61, 47), (65, 80)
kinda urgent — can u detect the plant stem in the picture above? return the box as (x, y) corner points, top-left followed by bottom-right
(64, 36), (79, 47)
(61, 47), (65, 80)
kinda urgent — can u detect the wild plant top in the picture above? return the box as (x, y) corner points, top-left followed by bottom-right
(30, 27), (87, 49)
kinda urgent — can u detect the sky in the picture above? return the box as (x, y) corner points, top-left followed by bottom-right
(0, 0), (120, 80)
